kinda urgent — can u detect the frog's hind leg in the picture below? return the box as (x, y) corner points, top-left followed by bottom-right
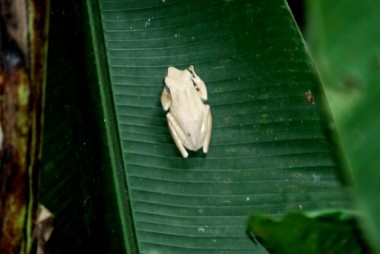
(202, 105), (212, 154)
(166, 113), (189, 158)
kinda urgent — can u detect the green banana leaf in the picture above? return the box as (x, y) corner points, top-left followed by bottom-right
(40, 0), (352, 253)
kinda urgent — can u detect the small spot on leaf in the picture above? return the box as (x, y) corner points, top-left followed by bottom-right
(305, 90), (315, 104)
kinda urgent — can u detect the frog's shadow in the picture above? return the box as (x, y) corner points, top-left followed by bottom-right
(168, 150), (209, 170)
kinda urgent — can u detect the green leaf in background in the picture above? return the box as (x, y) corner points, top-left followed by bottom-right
(305, 0), (380, 126)
(306, 0), (380, 251)
(247, 210), (370, 254)
(40, 0), (353, 253)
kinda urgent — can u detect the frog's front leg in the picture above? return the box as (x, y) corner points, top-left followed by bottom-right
(166, 113), (189, 158)
(161, 87), (172, 111)
(188, 65), (208, 101)
(202, 105), (212, 153)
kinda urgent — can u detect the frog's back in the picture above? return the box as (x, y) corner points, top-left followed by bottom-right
(170, 87), (208, 150)
(170, 85), (206, 127)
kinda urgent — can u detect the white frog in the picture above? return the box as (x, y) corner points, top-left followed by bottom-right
(161, 65), (212, 158)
